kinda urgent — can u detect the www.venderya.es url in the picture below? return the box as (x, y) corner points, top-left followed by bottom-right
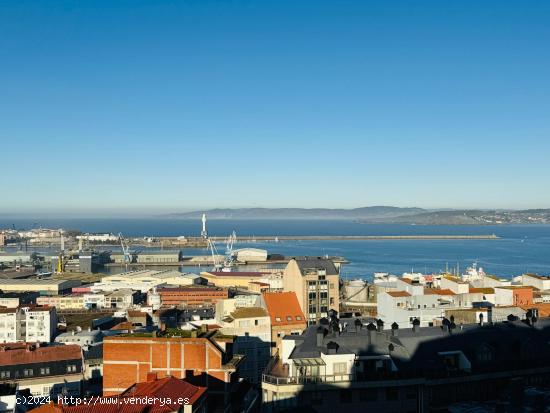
(16, 396), (191, 407)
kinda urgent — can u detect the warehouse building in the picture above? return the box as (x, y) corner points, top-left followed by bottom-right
(234, 248), (268, 263)
(0, 279), (81, 295)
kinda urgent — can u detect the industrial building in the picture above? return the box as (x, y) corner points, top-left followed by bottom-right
(154, 286), (228, 308)
(234, 248), (268, 263)
(201, 270), (282, 290)
(0, 253), (33, 265)
(91, 269), (198, 293)
(0, 279), (81, 295)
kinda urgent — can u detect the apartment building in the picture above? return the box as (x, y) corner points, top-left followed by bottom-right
(0, 343), (83, 398)
(283, 257), (340, 325)
(0, 306), (57, 343)
(219, 307), (271, 384)
(262, 315), (550, 412)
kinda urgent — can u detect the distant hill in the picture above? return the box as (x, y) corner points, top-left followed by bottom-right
(366, 209), (550, 225)
(166, 206), (426, 220)
(166, 207), (550, 224)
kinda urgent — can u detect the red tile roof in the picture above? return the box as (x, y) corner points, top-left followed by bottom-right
(0, 344), (81, 366)
(29, 377), (206, 413)
(263, 292), (306, 326)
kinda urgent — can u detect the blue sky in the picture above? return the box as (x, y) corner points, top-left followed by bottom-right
(1, 0), (549, 214)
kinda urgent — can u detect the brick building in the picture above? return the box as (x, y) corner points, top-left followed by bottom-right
(156, 287), (228, 308)
(103, 333), (243, 410)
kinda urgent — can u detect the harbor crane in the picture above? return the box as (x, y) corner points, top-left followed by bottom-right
(118, 233), (132, 271)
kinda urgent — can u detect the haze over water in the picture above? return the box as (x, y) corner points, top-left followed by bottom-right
(2, 218), (549, 279)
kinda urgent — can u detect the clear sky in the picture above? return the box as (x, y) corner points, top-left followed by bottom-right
(1, 0), (549, 214)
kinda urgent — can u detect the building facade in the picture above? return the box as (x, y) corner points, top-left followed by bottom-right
(283, 258), (340, 325)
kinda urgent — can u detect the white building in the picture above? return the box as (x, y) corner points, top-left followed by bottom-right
(76, 233), (118, 242)
(235, 248), (268, 263)
(0, 306), (57, 343)
(91, 269), (197, 293)
(55, 329), (103, 350)
(521, 273), (550, 291)
(219, 307), (272, 384)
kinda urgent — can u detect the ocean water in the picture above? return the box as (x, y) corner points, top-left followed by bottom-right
(1, 218), (550, 279)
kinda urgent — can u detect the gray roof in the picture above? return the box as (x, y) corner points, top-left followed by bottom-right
(288, 318), (550, 373)
(293, 257), (339, 276)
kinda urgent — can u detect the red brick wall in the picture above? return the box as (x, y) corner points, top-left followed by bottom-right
(103, 337), (226, 395)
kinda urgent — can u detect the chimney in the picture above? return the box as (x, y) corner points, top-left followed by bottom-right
(316, 326), (325, 347)
(327, 341), (339, 355)
(366, 322), (376, 345)
(391, 322), (399, 337)
(376, 318), (384, 332)
(146, 372), (158, 382)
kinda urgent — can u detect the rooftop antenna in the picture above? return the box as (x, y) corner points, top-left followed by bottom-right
(201, 214), (208, 239)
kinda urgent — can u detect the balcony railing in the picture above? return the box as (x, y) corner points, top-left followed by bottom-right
(262, 373), (353, 386)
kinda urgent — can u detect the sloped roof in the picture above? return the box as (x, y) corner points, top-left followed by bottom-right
(0, 343), (81, 366)
(263, 292), (306, 326)
(29, 377), (206, 413)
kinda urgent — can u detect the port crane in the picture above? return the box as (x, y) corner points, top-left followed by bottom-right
(207, 238), (223, 271)
(118, 233), (132, 271)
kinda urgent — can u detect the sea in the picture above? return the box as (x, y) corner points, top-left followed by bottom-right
(2, 218), (550, 280)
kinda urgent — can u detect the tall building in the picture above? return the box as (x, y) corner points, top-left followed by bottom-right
(283, 257), (340, 325)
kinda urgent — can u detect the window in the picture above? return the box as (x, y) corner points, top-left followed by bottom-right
(275, 317), (281, 322)
(333, 362), (347, 374)
(40, 367), (50, 375)
(0, 371), (10, 379)
(24, 369), (33, 377)
(67, 365), (77, 373)
(255, 319), (258, 326)
(296, 316), (302, 321)
(340, 389), (352, 404)
(359, 389), (377, 402)
(308, 292), (316, 300)
(286, 316), (292, 321)
(386, 388), (399, 401)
